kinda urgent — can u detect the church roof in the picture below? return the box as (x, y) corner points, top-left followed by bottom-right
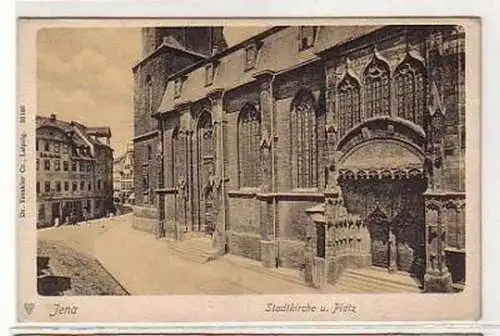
(132, 37), (208, 70)
(157, 25), (386, 114)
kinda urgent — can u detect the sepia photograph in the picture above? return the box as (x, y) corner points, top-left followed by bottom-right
(17, 17), (481, 323)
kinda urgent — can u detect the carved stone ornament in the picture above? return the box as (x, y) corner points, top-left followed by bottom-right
(260, 130), (272, 149)
(208, 174), (223, 191)
(155, 142), (163, 160)
(176, 178), (188, 200)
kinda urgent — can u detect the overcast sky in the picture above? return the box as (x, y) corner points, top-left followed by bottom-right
(37, 26), (268, 155)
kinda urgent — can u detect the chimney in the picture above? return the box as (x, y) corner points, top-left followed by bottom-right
(49, 113), (56, 121)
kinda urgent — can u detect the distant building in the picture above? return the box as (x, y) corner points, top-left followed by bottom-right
(36, 114), (114, 227)
(113, 141), (134, 204)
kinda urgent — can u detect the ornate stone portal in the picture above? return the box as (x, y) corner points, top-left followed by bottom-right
(305, 118), (456, 292)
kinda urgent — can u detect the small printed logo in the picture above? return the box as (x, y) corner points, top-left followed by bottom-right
(23, 302), (35, 315)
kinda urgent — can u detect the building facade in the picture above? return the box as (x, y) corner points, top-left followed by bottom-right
(36, 114), (114, 227)
(132, 25), (466, 292)
(113, 141), (135, 204)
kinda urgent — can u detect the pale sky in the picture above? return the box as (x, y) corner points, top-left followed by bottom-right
(37, 26), (268, 156)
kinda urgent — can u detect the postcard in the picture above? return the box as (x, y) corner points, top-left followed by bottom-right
(16, 17), (481, 323)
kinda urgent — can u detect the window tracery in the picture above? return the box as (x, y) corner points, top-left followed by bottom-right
(238, 103), (261, 187)
(291, 90), (318, 188)
(364, 57), (391, 119)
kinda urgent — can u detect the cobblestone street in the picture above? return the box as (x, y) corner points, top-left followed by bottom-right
(37, 214), (320, 295)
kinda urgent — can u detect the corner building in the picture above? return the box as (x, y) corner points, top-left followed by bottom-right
(36, 114), (114, 227)
(132, 26), (466, 292)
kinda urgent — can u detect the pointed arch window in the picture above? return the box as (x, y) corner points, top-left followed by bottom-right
(291, 90), (318, 189)
(198, 112), (213, 158)
(364, 57), (391, 119)
(145, 76), (153, 114)
(395, 58), (426, 125)
(338, 73), (361, 136)
(238, 103), (261, 188)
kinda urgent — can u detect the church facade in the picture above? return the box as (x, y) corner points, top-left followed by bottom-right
(132, 25), (466, 292)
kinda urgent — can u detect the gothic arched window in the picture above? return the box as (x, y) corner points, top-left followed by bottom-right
(198, 111), (213, 159)
(145, 76), (153, 114)
(338, 73), (361, 136)
(291, 90), (318, 189)
(364, 56), (391, 119)
(238, 103), (261, 188)
(395, 58), (426, 125)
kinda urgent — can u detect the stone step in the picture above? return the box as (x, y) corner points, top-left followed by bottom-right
(334, 268), (421, 293)
(163, 238), (218, 264)
(343, 267), (422, 290)
(222, 254), (306, 287)
(334, 278), (416, 293)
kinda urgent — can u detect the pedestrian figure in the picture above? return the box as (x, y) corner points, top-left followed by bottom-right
(54, 217), (60, 228)
(82, 207), (89, 224)
(304, 236), (314, 285)
(70, 211), (76, 225)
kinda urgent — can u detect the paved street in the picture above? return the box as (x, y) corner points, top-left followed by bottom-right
(38, 213), (320, 295)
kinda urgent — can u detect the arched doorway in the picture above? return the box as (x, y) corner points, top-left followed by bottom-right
(337, 128), (427, 277)
(197, 111), (216, 234)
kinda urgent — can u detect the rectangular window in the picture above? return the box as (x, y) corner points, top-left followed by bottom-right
(36, 139), (39, 151)
(62, 144), (68, 154)
(72, 182), (77, 192)
(72, 162), (77, 171)
(36, 159), (39, 171)
(44, 141), (50, 152)
(44, 160), (50, 171)
(298, 26), (317, 51)
(88, 183), (92, 191)
(97, 180), (101, 190)
(36, 182), (40, 194)
(44, 181), (50, 192)
(205, 63), (214, 86)
(87, 163), (92, 172)
(63, 161), (69, 171)
(79, 162), (85, 172)
(55, 181), (61, 192)
(174, 78), (183, 98)
(64, 181), (69, 191)
(80, 181), (85, 190)
(54, 160), (61, 171)
(245, 44), (257, 70)
(54, 142), (60, 153)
